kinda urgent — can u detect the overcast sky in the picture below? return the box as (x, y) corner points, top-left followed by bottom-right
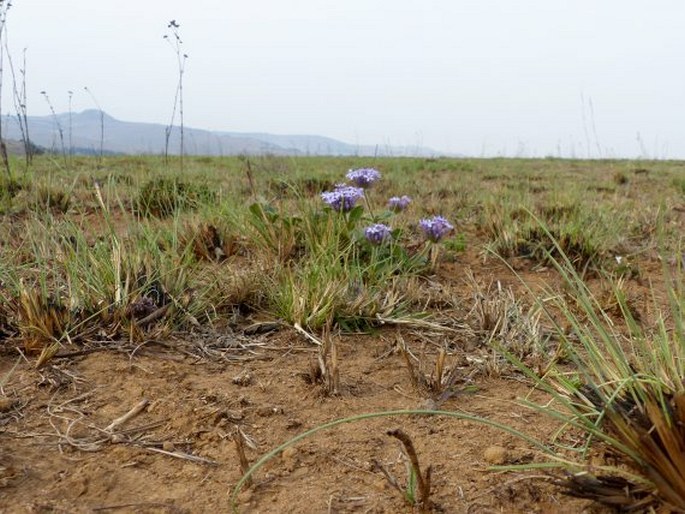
(5, 1), (685, 157)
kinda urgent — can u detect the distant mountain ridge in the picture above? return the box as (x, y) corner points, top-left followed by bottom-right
(1, 110), (442, 157)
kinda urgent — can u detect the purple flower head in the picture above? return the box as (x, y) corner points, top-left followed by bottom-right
(346, 168), (381, 188)
(364, 223), (392, 245)
(321, 185), (364, 212)
(388, 195), (412, 212)
(419, 216), (454, 242)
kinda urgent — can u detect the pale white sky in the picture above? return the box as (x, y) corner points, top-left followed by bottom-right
(5, 1), (685, 157)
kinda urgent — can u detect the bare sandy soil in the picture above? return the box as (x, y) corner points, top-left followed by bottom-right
(0, 248), (618, 514)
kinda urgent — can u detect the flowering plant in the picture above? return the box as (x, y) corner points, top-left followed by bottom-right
(364, 223), (392, 245)
(416, 215), (455, 271)
(320, 167), (455, 274)
(419, 216), (454, 243)
(388, 195), (412, 212)
(346, 168), (381, 188)
(320, 185), (365, 212)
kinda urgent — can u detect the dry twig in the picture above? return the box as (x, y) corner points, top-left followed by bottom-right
(105, 399), (149, 433)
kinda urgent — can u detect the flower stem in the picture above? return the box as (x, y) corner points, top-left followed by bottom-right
(363, 193), (377, 222)
(429, 243), (441, 272)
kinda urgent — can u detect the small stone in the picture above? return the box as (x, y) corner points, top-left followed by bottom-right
(291, 466), (308, 478)
(238, 488), (253, 504)
(483, 445), (508, 465)
(281, 447), (297, 472)
(162, 441), (175, 452)
(256, 405), (283, 417)
(0, 398), (16, 412)
(232, 371), (253, 387)
(420, 398), (438, 411)
(281, 447), (297, 462)
(285, 418), (302, 430)
(373, 478), (389, 491)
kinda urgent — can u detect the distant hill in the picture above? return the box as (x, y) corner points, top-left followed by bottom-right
(0, 110), (442, 157)
(0, 138), (42, 156)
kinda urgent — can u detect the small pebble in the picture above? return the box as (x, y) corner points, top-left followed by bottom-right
(232, 371), (253, 387)
(281, 447), (297, 462)
(373, 478), (388, 491)
(256, 405), (283, 417)
(483, 445), (508, 465)
(0, 398), (16, 412)
(281, 447), (297, 472)
(420, 398), (438, 411)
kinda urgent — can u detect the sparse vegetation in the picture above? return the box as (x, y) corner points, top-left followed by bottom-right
(135, 176), (214, 217)
(2, 154), (685, 513)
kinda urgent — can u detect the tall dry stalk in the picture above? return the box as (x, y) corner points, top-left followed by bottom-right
(4, 40), (31, 170)
(84, 86), (105, 163)
(40, 91), (67, 166)
(163, 19), (187, 171)
(0, 1), (13, 180)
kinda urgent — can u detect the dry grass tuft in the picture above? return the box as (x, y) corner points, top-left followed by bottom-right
(466, 273), (552, 376)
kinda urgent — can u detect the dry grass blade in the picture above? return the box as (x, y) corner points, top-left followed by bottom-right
(558, 472), (656, 511)
(432, 348), (446, 387)
(234, 430), (253, 488)
(35, 342), (62, 368)
(594, 392), (685, 510)
(374, 315), (458, 332)
(372, 459), (404, 494)
(92, 501), (188, 513)
(326, 327), (340, 395)
(0, 355), (22, 394)
(398, 334), (466, 404)
(400, 338), (422, 392)
(293, 322), (323, 346)
(302, 324), (340, 395)
(136, 304), (171, 328)
(143, 446), (220, 466)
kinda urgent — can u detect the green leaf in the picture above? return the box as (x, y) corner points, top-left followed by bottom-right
(346, 205), (365, 226)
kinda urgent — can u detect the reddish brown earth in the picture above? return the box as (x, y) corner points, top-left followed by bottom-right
(1, 250), (638, 513)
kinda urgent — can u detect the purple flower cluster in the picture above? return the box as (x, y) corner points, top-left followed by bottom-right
(364, 223), (392, 245)
(321, 184), (365, 212)
(387, 195), (412, 212)
(419, 216), (454, 242)
(320, 168), (454, 271)
(346, 168), (381, 188)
